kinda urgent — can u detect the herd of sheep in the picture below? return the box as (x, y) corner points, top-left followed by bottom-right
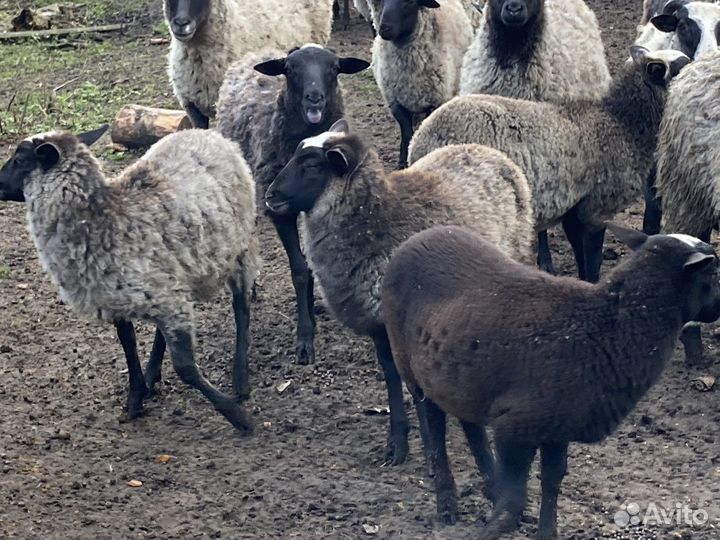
(0, 0), (719, 538)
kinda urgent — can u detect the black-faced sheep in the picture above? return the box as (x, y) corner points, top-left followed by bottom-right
(459, 0), (610, 102)
(164, 0), (336, 128)
(216, 45), (369, 365)
(265, 119), (535, 465)
(0, 127), (259, 432)
(368, 0), (474, 168)
(382, 224), (720, 538)
(408, 46), (692, 283)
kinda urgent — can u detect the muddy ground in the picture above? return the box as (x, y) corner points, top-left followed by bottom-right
(1, 1), (719, 539)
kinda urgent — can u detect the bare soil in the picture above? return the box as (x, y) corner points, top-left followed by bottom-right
(0, 1), (719, 539)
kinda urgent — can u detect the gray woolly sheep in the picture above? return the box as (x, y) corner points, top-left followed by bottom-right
(368, 0), (474, 167)
(216, 44), (369, 365)
(655, 48), (720, 365)
(382, 224), (720, 538)
(164, 0), (336, 128)
(265, 119), (535, 465)
(0, 127), (259, 432)
(409, 47), (692, 283)
(459, 0), (611, 103)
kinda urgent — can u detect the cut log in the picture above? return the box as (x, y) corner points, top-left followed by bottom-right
(0, 23), (125, 40)
(111, 105), (192, 149)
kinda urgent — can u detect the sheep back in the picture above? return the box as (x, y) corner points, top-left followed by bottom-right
(370, 0), (474, 113)
(459, 0), (611, 102)
(657, 49), (720, 236)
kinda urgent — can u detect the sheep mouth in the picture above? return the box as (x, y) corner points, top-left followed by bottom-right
(501, 12), (528, 27)
(265, 199), (291, 215)
(304, 107), (324, 125)
(170, 23), (197, 41)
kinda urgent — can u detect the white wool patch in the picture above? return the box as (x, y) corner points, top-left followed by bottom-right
(687, 3), (720, 58)
(23, 130), (62, 143)
(301, 43), (325, 50)
(668, 233), (704, 247)
(301, 131), (341, 149)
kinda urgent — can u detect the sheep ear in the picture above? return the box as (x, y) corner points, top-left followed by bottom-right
(328, 119), (349, 133)
(419, 0), (441, 7)
(651, 14), (678, 32)
(338, 57), (370, 74)
(630, 45), (649, 65)
(77, 124), (108, 147)
(684, 252), (716, 272)
(606, 222), (648, 251)
(325, 144), (352, 175)
(662, 0), (688, 15)
(34, 142), (61, 172)
(253, 58), (286, 76)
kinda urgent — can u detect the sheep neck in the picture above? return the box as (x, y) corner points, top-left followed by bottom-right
(486, 8), (545, 69)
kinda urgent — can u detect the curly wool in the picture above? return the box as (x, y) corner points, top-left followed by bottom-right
(301, 142), (534, 335)
(24, 130), (259, 324)
(369, 0), (474, 115)
(459, 0), (610, 102)
(166, 0), (335, 120)
(657, 49), (720, 236)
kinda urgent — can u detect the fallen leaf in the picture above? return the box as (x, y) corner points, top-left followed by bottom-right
(154, 454), (172, 464)
(690, 375), (716, 392)
(362, 523), (379, 535)
(127, 479), (143, 488)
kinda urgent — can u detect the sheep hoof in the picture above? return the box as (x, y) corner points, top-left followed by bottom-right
(436, 496), (458, 525)
(536, 526), (558, 540)
(383, 437), (409, 466)
(296, 340), (315, 365)
(124, 400), (145, 422)
(216, 400), (254, 434)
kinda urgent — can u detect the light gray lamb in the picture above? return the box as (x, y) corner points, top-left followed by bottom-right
(265, 119), (535, 465)
(216, 44), (369, 365)
(409, 47), (691, 283)
(0, 127), (259, 432)
(382, 224), (720, 537)
(368, 0), (474, 167)
(655, 48), (720, 366)
(459, 0), (611, 103)
(164, 0), (336, 128)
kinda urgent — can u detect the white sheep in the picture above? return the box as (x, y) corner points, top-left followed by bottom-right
(0, 127), (259, 431)
(164, 0), (335, 128)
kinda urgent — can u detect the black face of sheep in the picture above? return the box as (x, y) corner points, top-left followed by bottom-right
(377, 0), (440, 43)
(652, 1), (720, 58)
(266, 119), (358, 214)
(489, 0), (542, 27)
(0, 126), (107, 203)
(164, 0), (212, 41)
(254, 46), (369, 127)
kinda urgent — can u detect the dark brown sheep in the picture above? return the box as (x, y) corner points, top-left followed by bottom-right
(382, 224), (720, 540)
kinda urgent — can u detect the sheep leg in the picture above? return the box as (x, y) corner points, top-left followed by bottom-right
(414, 397), (436, 477)
(161, 322), (252, 433)
(391, 103), (413, 169)
(230, 278), (251, 401)
(537, 442), (568, 540)
(642, 165), (662, 235)
(460, 421), (496, 502)
(115, 320), (149, 420)
(680, 324), (705, 366)
(373, 328), (410, 465)
(342, 0), (350, 29)
(561, 208), (586, 280)
(424, 399), (457, 524)
(536, 231), (556, 275)
(144, 327), (166, 396)
(184, 101), (209, 130)
(272, 214), (316, 365)
(583, 226), (606, 284)
(479, 438), (535, 540)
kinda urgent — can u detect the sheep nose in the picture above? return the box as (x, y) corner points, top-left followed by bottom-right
(172, 16), (191, 27)
(305, 91), (324, 104)
(506, 1), (524, 14)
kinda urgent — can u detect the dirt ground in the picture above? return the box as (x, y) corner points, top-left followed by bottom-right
(1, 1), (719, 539)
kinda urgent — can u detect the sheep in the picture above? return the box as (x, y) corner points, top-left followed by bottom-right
(459, 0), (611, 103)
(651, 0), (720, 58)
(0, 127), (259, 432)
(216, 45), (369, 365)
(654, 48), (720, 366)
(408, 46), (692, 283)
(382, 224), (720, 537)
(367, 0), (474, 168)
(164, 0), (336, 129)
(264, 118), (535, 465)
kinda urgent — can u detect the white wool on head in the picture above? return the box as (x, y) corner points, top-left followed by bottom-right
(686, 3), (720, 58)
(301, 131), (342, 149)
(301, 43), (325, 50)
(667, 233), (704, 247)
